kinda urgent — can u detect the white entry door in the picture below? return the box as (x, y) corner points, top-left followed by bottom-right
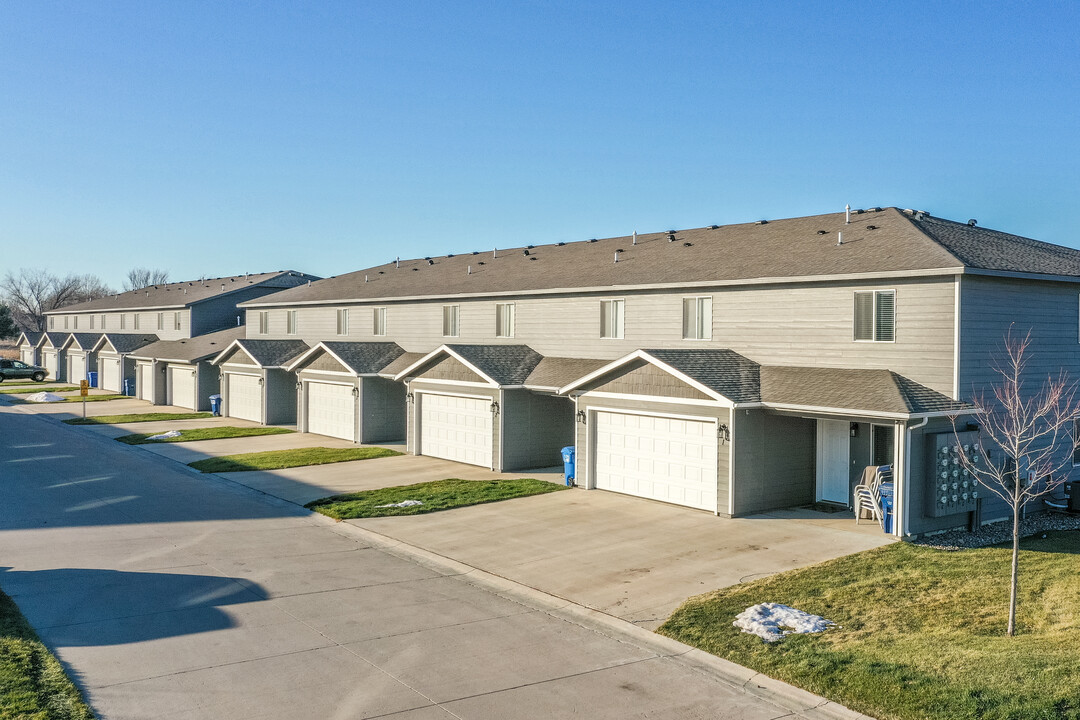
(139, 363), (155, 402)
(306, 382), (356, 441)
(101, 357), (121, 392)
(227, 373), (263, 423)
(419, 393), (493, 467)
(169, 366), (197, 410)
(816, 419), (851, 504)
(593, 411), (718, 511)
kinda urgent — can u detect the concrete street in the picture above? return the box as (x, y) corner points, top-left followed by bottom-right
(0, 401), (870, 720)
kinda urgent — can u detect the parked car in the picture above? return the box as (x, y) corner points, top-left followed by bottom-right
(0, 359), (47, 382)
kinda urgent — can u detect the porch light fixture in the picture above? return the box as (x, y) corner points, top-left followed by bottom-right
(576, 410), (587, 425)
(490, 401), (500, 416)
(351, 386), (359, 397)
(295, 381), (302, 390)
(850, 422), (859, 438)
(405, 392), (414, 403)
(718, 423), (730, 443)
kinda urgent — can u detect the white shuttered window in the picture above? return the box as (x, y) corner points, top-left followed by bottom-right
(495, 303), (515, 338)
(854, 290), (895, 342)
(336, 309), (349, 336)
(442, 305), (459, 337)
(286, 310), (297, 335)
(258, 311), (269, 334)
(373, 307), (386, 336)
(600, 299), (624, 339)
(682, 297), (712, 340)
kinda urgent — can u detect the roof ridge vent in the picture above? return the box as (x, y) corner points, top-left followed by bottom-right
(756, 219), (768, 225)
(967, 219), (978, 226)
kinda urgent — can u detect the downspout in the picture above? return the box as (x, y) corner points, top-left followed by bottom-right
(902, 416), (929, 538)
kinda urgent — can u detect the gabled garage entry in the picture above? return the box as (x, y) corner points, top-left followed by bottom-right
(167, 365), (198, 410)
(227, 372), (263, 423)
(306, 381), (356, 441)
(211, 338), (309, 426)
(418, 391), (493, 467)
(559, 349), (754, 515)
(99, 355), (122, 392)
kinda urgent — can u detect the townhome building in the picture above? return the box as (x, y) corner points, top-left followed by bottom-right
(26, 271), (317, 402)
(202, 207), (1080, 539)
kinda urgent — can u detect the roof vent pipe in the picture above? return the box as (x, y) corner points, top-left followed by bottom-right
(395, 257), (400, 268)
(236, 315), (241, 326)
(365, 275), (369, 282)
(467, 265), (472, 275)
(221, 284), (225, 291)
(614, 252), (619, 264)
(632, 230), (637, 245)
(493, 247), (497, 258)
(837, 231), (843, 246)
(307, 280), (311, 287)
(845, 204), (850, 224)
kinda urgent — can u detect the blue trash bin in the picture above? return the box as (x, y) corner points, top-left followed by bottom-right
(561, 446), (576, 486)
(209, 394), (222, 417)
(879, 483), (894, 534)
(123, 378), (135, 396)
(87, 371), (98, 388)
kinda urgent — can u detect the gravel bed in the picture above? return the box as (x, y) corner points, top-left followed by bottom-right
(913, 511), (1080, 551)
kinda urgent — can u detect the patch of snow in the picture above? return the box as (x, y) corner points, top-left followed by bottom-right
(733, 603), (836, 643)
(146, 430), (182, 440)
(25, 392), (66, 403)
(374, 500), (423, 508)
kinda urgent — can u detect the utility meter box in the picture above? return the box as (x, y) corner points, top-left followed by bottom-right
(926, 430), (983, 517)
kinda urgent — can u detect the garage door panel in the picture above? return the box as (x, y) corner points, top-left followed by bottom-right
(593, 411), (718, 511)
(419, 393), (492, 468)
(306, 382), (355, 441)
(101, 357), (121, 392)
(228, 374), (263, 423)
(139, 364), (155, 402)
(169, 367), (197, 410)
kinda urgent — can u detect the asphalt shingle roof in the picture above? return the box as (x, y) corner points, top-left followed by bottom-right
(229, 339), (310, 368)
(129, 327), (246, 363)
(17, 331), (42, 347)
(524, 357), (610, 390)
(759, 366), (972, 415)
(41, 332), (71, 348)
(51, 271), (317, 313)
(642, 349), (762, 403)
(68, 333), (103, 350)
(100, 334), (160, 354)
(318, 342), (406, 374)
(240, 207), (1077, 308)
(378, 352), (426, 378)
(444, 345), (544, 386)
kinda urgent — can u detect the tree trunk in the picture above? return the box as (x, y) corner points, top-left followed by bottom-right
(1008, 508), (1020, 636)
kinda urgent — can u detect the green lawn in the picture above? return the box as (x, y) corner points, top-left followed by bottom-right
(117, 426), (294, 444)
(659, 531), (1080, 720)
(0, 385), (78, 394)
(62, 394), (130, 403)
(0, 588), (95, 719)
(306, 478), (567, 518)
(189, 446), (401, 473)
(64, 412), (214, 425)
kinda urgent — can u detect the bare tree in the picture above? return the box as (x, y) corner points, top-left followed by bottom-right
(952, 328), (1080, 636)
(0, 269), (114, 332)
(123, 267), (170, 291)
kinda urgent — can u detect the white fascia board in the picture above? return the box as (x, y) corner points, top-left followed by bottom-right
(391, 345), (500, 387)
(209, 339), (263, 367)
(761, 402), (981, 420)
(44, 303), (189, 315)
(237, 267), (965, 309)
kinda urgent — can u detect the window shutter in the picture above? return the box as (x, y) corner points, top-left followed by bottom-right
(682, 298), (694, 339)
(875, 291), (895, 341)
(854, 292), (874, 340)
(700, 297), (712, 340)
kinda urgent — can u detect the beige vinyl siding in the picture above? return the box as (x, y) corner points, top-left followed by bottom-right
(62, 310), (192, 341)
(247, 277), (955, 395)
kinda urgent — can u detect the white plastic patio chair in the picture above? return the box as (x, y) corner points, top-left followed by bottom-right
(853, 484), (883, 527)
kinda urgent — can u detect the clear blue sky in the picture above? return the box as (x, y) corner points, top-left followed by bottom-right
(2, 1), (1078, 289)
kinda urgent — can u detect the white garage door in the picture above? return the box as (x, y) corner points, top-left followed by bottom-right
(227, 373), (263, 423)
(306, 382), (356, 441)
(69, 354), (86, 383)
(100, 357), (121, 392)
(169, 366), (197, 410)
(139, 363), (155, 402)
(593, 411), (718, 511)
(21, 348), (35, 364)
(419, 393), (492, 467)
(44, 351), (59, 380)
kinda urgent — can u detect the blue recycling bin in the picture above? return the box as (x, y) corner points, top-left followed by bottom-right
(561, 446), (576, 486)
(87, 371), (98, 388)
(123, 378), (135, 396)
(209, 394), (222, 417)
(879, 482), (895, 534)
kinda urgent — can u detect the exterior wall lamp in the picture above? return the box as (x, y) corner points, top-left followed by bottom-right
(718, 423), (730, 443)
(490, 400), (500, 416)
(576, 409), (587, 425)
(405, 392), (414, 403)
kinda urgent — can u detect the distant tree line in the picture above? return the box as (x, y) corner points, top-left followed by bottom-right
(0, 267), (172, 339)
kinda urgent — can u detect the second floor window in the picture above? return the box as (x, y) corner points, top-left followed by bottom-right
(682, 296), (712, 340)
(173, 312), (181, 331)
(287, 310), (297, 335)
(495, 303), (515, 338)
(64, 316), (69, 329)
(134, 314), (140, 330)
(854, 290), (895, 342)
(157, 313), (164, 330)
(73, 316), (79, 330)
(442, 305), (460, 337)
(336, 309), (349, 336)
(120, 315), (126, 329)
(89, 315), (95, 330)
(49, 316), (55, 329)
(373, 307), (386, 336)
(258, 311), (269, 334)
(600, 299), (624, 339)
(101, 314), (107, 329)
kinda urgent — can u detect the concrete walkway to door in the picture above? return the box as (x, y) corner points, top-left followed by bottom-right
(200, 450), (895, 631)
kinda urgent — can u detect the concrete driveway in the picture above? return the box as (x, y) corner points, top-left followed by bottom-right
(1, 398), (867, 719)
